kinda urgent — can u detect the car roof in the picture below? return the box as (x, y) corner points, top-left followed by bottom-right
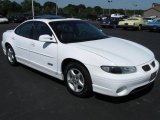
(26, 18), (82, 23)
(128, 17), (142, 19)
(35, 15), (65, 19)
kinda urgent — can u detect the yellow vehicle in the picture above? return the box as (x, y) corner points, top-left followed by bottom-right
(118, 17), (145, 30)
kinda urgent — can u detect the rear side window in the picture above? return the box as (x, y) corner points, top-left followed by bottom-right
(15, 21), (33, 38)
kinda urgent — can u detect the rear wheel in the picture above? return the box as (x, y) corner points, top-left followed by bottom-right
(137, 25), (142, 31)
(6, 45), (17, 66)
(64, 62), (93, 97)
(101, 25), (106, 28)
(113, 24), (117, 29)
(123, 27), (127, 30)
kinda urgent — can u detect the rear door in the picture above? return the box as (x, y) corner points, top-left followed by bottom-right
(14, 21), (33, 62)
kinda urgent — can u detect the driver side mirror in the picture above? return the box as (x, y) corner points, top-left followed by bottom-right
(39, 34), (56, 43)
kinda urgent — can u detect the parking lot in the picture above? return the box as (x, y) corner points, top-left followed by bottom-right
(0, 23), (160, 120)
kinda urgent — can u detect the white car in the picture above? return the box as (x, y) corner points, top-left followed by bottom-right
(1, 18), (159, 97)
(0, 16), (9, 23)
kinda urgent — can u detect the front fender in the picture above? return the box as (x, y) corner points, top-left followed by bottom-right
(57, 43), (114, 74)
(2, 30), (15, 55)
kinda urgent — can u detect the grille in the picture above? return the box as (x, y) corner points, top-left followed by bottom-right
(142, 65), (151, 72)
(151, 61), (155, 68)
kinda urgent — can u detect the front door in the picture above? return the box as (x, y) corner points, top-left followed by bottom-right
(28, 21), (58, 75)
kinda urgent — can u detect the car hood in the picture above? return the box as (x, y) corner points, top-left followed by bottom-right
(69, 37), (154, 66)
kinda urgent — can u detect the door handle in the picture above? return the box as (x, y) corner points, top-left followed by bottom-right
(12, 37), (15, 40)
(31, 43), (35, 47)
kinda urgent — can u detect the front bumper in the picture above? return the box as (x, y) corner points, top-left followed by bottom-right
(118, 25), (138, 28)
(87, 59), (159, 97)
(0, 20), (9, 24)
(144, 25), (160, 30)
(100, 23), (113, 27)
(1, 40), (6, 55)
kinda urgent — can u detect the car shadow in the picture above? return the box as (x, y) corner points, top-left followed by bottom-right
(95, 83), (154, 103)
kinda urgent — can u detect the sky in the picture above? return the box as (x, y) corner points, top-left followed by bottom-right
(11, 0), (160, 10)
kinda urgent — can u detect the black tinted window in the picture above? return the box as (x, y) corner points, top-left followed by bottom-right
(15, 21), (33, 38)
(49, 21), (108, 43)
(32, 21), (52, 40)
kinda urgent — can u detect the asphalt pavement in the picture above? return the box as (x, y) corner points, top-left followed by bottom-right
(0, 23), (160, 120)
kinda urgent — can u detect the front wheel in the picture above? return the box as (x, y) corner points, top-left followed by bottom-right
(6, 46), (17, 66)
(64, 62), (93, 97)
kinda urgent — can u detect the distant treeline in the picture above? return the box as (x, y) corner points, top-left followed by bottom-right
(0, 0), (144, 18)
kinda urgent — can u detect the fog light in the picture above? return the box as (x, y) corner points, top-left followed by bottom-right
(116, 86), (128, 96)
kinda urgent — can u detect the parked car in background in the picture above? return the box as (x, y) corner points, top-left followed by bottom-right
(97, 15), (110, 22)
(13, 14), (32, 23)
(0, 16), (9, 24)
(13, 16), (26, 23)
(111, 14), (124, 18)
(144, 18), (160, 31)
(143, 16), (157, 23)
(100, 17), (123, 28)
(118, 17), (145, 30)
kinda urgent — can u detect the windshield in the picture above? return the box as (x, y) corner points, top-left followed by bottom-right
(49, 20), (108, 43)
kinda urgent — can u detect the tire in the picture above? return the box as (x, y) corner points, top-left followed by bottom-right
(6, 45), (17, 66)
(137, 25), (142, 31)
(113, 24), (117, 29)
(101, 25), (106, 28)
(123, 27), (127, 30)
(64, 62), (93, 97)
(149, 29), (154, 32)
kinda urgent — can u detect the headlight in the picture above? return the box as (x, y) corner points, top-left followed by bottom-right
(101, 66), (137, 74)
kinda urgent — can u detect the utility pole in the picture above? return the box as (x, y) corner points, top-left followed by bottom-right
(134, 4), (138, 15)
(103, 8), (105, 15)
(55, 0), (58, 15)
(32, 0), (34, 19)
(124, 8), (127, 15)
(108, 0), (112, 15)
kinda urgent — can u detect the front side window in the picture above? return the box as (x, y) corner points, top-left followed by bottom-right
(49, 20), (108, 43)
(32, 21), (53, 40)
(15, 21), (33, 38)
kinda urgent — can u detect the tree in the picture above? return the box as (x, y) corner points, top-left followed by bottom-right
(10, 1), (22, 12)
(85, 7), (95, 15)
(63, 4), (78, 16)
(43, 1), (56, 14)
(77, 4), (86, 13)
(0, 0), (12, 10)
(34, 1), (42, 14)
(94, 6), (102, 15)
(21, 0), (32, 12)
